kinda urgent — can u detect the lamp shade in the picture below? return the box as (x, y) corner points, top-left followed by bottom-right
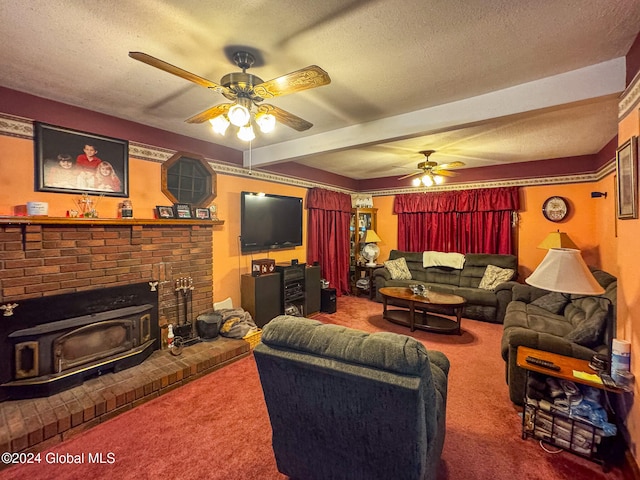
(537, 231), (578, 250)
(363, 229), (382, 243)
(525, 248), (604, 295)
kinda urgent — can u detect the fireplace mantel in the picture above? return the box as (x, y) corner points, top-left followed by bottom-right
(0, 215), (224, 226)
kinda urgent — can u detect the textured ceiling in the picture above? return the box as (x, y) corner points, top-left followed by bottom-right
(1, 1), (639, 183)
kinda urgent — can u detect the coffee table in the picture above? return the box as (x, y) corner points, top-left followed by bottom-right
(378, 286), (466, 335)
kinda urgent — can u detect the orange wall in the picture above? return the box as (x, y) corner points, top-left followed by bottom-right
(616, 106), (640, 459)
(211, 176), (308, 306)
(370, 195), (397, 261)
(518, 177), (616, 281)
(0, 134), (308, 309)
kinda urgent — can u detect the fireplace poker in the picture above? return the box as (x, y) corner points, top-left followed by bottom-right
(175, 277), (196, 341)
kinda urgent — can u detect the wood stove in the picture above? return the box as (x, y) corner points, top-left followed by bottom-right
(0, 282), (159, 401)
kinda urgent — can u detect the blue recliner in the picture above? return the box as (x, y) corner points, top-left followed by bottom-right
(254, 315), (450, 480)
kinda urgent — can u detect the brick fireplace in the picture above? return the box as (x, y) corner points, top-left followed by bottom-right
(0, 218), (215, 314)
(0, 218), (218, 392)
(0, 217), (250, 457)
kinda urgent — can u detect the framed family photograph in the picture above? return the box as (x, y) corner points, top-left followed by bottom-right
(194, 207), (212, 220)
(173, 203), (193, 219)
(35, 122), (129, 198)
(616, 136), (638, 219)
(156, 206), (175, 219)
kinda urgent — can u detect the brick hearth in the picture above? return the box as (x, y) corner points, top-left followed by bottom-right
(0, 337), (249, 465)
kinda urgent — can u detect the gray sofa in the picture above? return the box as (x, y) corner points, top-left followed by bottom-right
(254, 315), (450, 480)
(373, 250), (518, 323)
(499, 269), (616, 405)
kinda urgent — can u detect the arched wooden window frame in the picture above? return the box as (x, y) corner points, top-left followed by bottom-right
(161, 152), (217, 207)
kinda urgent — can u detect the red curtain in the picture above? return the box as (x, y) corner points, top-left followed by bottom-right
(395, 187), (520, 254)
(306, 188), (352, 295)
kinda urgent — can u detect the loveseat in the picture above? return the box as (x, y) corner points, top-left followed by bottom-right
(499, 269), (616, 405)
(373, 250), (518, 323)
(254, 315), (450, 480)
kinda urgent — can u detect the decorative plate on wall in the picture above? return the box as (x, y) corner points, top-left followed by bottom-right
(542, 196), (569, 222)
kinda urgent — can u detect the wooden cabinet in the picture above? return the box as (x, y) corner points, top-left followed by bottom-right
(350, 208), (377, 288)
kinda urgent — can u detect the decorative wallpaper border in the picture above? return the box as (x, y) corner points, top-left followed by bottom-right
(0, 113), (615, 197)
(619, 70), (640, 120)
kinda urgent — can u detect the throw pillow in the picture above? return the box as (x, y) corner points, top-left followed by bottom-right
(530, 292), (569, 315)
(384, 257), (412, 280)
(478, 264), (515, 290)
(565, 307), (608, 348)
(214, 297), (233, 311)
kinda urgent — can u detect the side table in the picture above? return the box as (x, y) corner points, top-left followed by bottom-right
(354, 264), (383, 299)
(516, 346), (623, 468)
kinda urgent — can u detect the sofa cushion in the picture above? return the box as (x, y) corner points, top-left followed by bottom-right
(384, 257), (412, 280)
(564, 297), (609, 348)
(478, 265), (515, 290)
(422, 267), (460, 286)
(503, 302), (574, 337)
(460, 253), (518, 288)
(454, 286), (497, 307)
(530, 292), (569, 314)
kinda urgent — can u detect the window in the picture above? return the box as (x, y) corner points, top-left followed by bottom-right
(161, 152), (217, 207)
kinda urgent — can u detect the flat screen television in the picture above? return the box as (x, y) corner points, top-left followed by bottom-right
(240, 192), (303, 253)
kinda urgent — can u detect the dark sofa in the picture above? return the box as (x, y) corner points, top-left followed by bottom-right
(373, 250), (518, 323)
(498, 268), (617, 405)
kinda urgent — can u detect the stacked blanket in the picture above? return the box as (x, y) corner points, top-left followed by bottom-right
(524, 372), (616, 455)
(218, 308), (258, 339)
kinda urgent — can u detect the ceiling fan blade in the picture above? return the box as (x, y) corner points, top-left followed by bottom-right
(253, 66), (331, 99)
(431, 169), (458, 177)
(261, 104), (313, 131)
(185, 103), (232, 124)
(128, 52), (233, 95)
(398, 171), (422, 180)
(436, 161), (466, 170)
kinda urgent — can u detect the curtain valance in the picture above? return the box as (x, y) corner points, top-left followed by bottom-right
(306, 188), (352, 212)
(394, 187), (520, 213)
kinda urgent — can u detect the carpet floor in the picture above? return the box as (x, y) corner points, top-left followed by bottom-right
(1, 295), (627, 479)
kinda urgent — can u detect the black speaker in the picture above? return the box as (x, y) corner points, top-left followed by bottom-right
(321, 288), (337, 314)
(305, 265), (321, 315)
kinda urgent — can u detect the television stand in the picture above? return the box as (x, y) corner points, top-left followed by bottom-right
(276, 263), (306, 317)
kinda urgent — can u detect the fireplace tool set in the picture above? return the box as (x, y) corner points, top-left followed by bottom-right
(170, 277), (200, 354)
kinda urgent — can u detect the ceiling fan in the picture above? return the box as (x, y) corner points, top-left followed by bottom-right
(128, 50), (331, 139)
(398, 150), (465, 186)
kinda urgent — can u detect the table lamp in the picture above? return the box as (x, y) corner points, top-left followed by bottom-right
(537, 230), (578, 250)
(361, 229), (382, 267)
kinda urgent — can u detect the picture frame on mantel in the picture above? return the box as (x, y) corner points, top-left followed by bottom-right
(35, 122), (129, 198)
(616, 136), (638, 219)
(173, 203), (193, 219)
(156, 206), (175, 219)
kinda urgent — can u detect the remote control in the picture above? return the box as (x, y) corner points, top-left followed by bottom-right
(599, 373), (618, 388)
(525, 356), (561, 371)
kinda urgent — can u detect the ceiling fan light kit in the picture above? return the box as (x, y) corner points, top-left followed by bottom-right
(237, 124), (256, 142)
(227, 97), (252, 127)
(400, 150), (464, 188)
(209, 115), (230, 135)
(413, 174), (443, 187)
(128, 50), (331, 142)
